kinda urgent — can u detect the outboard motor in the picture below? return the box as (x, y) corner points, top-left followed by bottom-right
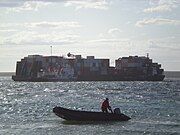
(114, 108), (121, 114)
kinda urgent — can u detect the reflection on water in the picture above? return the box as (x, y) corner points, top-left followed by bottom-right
(0, 76), (180, 135)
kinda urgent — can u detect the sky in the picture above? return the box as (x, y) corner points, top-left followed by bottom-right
(0, 0), (180, 72)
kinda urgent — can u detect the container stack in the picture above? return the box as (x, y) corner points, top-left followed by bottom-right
(12, 53), (165, 81)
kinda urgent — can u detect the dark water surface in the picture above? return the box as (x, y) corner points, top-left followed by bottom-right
(0, 77), (179, 135)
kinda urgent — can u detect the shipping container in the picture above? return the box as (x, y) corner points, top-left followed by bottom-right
(12, 54), (165, 82)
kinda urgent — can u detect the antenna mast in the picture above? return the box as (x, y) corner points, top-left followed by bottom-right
(50, 46), (52, 56)
(50, 46), (52, 66)
(147, 53), (149, 58)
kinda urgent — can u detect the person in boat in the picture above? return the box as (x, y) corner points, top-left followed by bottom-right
(101, 98), (113, 113)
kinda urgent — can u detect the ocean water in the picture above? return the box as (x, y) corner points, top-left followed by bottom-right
(0, 77), (179, 135)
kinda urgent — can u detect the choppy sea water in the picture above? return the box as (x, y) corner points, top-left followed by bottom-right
(0, 76), (179, 135)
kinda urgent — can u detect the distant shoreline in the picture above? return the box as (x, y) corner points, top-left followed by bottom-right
(0, 72), (15, 76)
(164, 71), (180, 78)
(0, 71), (180, 78)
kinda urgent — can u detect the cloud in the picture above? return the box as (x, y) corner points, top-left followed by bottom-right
(136, 18), (180, 27)
(64, 0), (109, 10)
(144, 0), (179, 13)
(97, 28), (123, 39)
(0, 0), (111, 11)
(18, 1), (50, 12)
(0, 1), (21, 8)
(0, 29), (17, 33)
(0, 21), (81, 45)
(26, 21), (82, 29)
(1, 31), (80, 45)
(108, 28), (122, 35)
(0, 22), (81, 30)
(148, 39), (180, 51)
(158, 0), (179, 5)
(3, 1), (50, 12)
(143, 4), (172, 13)
(88, 38), (130, 44)
(148, 36), (180, 50)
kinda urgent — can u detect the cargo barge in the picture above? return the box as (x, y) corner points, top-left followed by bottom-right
(12, 53), (165, 82)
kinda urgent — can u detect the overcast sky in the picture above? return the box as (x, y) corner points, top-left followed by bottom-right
(0, 0), (180, 72)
